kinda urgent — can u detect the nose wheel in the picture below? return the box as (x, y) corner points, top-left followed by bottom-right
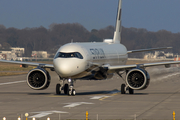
(67, 79), (76, 96)
(68, 89), (76, 96)
(56, 78), (76, 96)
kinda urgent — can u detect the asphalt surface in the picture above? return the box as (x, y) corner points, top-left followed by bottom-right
(0, 66), (180, 120)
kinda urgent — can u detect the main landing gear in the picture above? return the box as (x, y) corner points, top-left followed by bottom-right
(121, 84), (134, 94)
(117, 72), (134, 94)
(56, 78), (76, 96)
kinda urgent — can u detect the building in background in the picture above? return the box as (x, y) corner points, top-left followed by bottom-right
(32, 51), (47, 58)
(144, 51), (174, 60)
(11, 47), (25, 57)
(0, 47), (25, 60)
(0, 49), (17, 60)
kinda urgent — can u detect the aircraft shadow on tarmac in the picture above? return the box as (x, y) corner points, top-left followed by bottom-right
(53, 90), (149, 96)
(28, 93), (52, 95)
(46, 90), (115, 96)
(0, 90), (117, 96)
(75, 91), (113, 95)
(0, 91), (178, 96)
(0, 92), (52, 95)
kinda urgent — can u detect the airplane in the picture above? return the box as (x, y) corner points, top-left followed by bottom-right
(0, 0), (180, 96)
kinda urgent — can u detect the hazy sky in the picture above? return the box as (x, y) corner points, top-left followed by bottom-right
(0, 0), (180, 33)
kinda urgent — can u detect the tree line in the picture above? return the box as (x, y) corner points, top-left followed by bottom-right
(0, 23), (179, 57)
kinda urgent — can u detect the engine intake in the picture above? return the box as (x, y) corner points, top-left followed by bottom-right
(27, 68), (51, 90)
(126, 68), (150, 90)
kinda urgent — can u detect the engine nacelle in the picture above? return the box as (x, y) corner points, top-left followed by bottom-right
(126, 68), (150, 90)
(27, 68), (51, 90)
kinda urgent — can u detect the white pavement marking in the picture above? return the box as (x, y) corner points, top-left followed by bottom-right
(90, 91), (120, 100)
(90, 95), (111, 100)
(154, 72), (180, 82)
(63, 102), (94, 108)
(29, 111), (68, 118)
(162, 73), (180, 79)
(0, 80), (26, 86)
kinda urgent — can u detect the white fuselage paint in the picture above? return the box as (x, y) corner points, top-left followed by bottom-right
(53, 41), (127, 79)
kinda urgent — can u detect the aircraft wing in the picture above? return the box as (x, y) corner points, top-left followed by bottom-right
(0, 60), (54, 68)
(127, 47), (172, 53)
(105, 60), (180, 73)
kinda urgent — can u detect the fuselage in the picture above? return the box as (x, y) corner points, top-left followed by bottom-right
(53, 41), (128, 80)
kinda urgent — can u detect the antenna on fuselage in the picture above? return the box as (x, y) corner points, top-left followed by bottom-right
(113, 0), (122, 44)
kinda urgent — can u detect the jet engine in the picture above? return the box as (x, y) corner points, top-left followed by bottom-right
(126, 68), (150, 90)
(27, 68), (51, 90)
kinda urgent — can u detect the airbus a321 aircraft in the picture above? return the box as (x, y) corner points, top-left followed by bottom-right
(0, 0), (179, 96)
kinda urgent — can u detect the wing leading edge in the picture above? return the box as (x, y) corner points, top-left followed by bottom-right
(0, 60), (54, 68)
(105, 60), (180, 73)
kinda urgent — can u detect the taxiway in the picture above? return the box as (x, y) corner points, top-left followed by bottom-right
(0, 66), (180, 119)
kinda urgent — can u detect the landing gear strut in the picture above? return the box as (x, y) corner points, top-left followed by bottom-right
(117, 71), (134, 94)
(67, 79), (76, 96)
(56, 78), (76, 96)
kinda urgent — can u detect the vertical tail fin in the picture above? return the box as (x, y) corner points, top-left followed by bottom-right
(113, 0), (122, 43)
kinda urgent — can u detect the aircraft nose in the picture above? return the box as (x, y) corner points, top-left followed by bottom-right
(53, 59), (73, 77)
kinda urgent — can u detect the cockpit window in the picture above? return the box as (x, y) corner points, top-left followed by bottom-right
(55, 52), (83, 59)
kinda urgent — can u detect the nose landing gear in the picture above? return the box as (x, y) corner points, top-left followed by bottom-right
(67, 79), (76, 96)
(56, 78), (76, 96)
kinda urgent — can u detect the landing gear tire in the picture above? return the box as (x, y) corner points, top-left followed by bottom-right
(64, 84), (69, 95)
(129, 87), (134, 94)
(68, 89), (76, 96)
(56, 84), (61, 95)
(72, 89), (76, 96)
(121, 84), (126, 94)
(68, 89), (72, 96)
